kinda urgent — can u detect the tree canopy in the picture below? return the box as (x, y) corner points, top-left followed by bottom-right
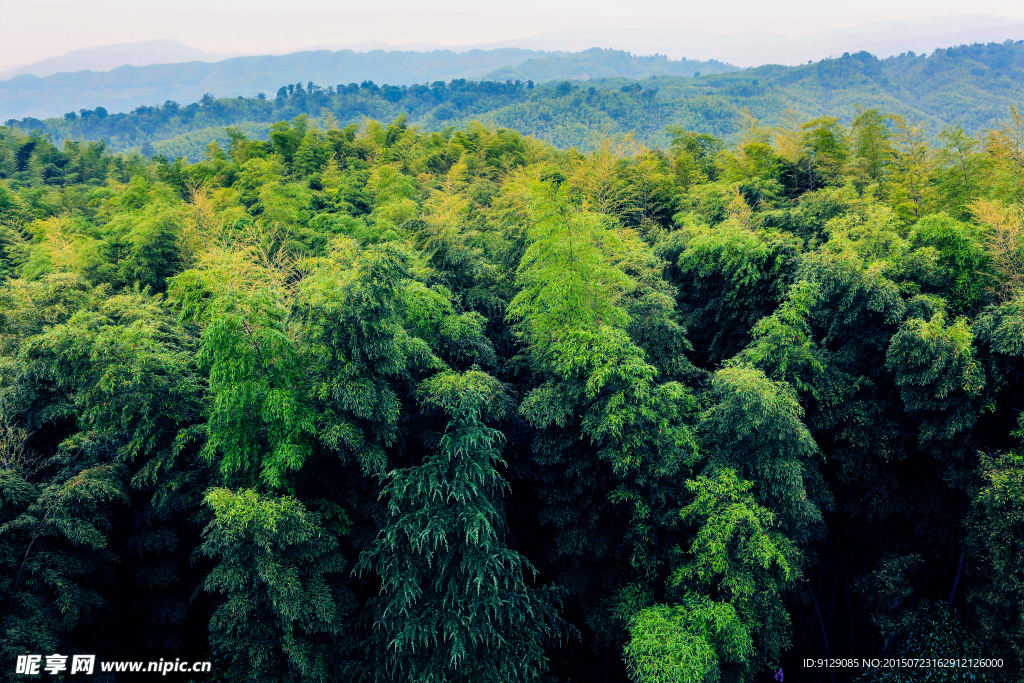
(1, 102), (1023, 682)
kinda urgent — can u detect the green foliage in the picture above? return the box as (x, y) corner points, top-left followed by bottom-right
(509, 182), (635, 346)
(673, 468), (800, 672)
(857, 603), (992, 682)
(849, 108), (894, 190)
(886, 312), (985, 470)
(663, 219), (801, 364)
(1, 101), (1024, 683)
(625, 597), (753, 683)
(510, 176), (701, 632)
(0, 464), (126, 658)
(911, 214), (990, 311)
(701, 366), (824, 541)
(358, 370), (562, 683)
(855, 553), (927, 650)
(171, 239), (420, 486)
(201, 488), (353, 682)
(975, 292), (1024, 357)
(21, 286), (202, 464)
(294, 244), (428, 474)
(967, 449), (1024, 677)
(177, 262), (316, 488)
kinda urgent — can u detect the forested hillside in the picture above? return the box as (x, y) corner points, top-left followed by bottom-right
(2, 102), (1024, 682)
(7, 41), (1024, 158)
(0, 47), (736, 123)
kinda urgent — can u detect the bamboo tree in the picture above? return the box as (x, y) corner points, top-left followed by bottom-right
(358, 370), (563, 683)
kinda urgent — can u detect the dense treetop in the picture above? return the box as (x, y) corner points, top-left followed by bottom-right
(2, 101), (1024, 682)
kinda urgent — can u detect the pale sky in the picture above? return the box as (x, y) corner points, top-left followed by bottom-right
(4, 0), (1024, 71)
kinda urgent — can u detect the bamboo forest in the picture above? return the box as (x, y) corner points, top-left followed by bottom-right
(2, 104), (1024, 682)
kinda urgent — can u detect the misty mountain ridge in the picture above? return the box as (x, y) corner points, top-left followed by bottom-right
(8, 13), (1024, 82)
(9, 40), (1024, 160)
(0, 48), (738, 122)
(0, 40), (237, 80)
(474, 14), (1024, 66)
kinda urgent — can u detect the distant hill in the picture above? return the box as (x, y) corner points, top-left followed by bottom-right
(0, 48), (738, 122)
(0, 40), (235, 79)
(6, 41), (1024, 156)
(482, 50), (728, 82)
(484, 14), (1024, 67)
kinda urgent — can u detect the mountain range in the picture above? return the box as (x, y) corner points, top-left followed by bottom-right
(0, 40), (235, 80)
(8, 41), (1024, 159)
(477, 14), (1024, 66)
(4, 14), (1024, 124)
(0, 48), (736, 123)
(4, 13), (1024, 80)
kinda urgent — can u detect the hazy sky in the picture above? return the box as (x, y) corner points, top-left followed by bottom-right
(4, 0), (1024, 70)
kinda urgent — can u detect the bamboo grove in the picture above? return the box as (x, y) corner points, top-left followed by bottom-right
(2, 106), (1024, 682)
